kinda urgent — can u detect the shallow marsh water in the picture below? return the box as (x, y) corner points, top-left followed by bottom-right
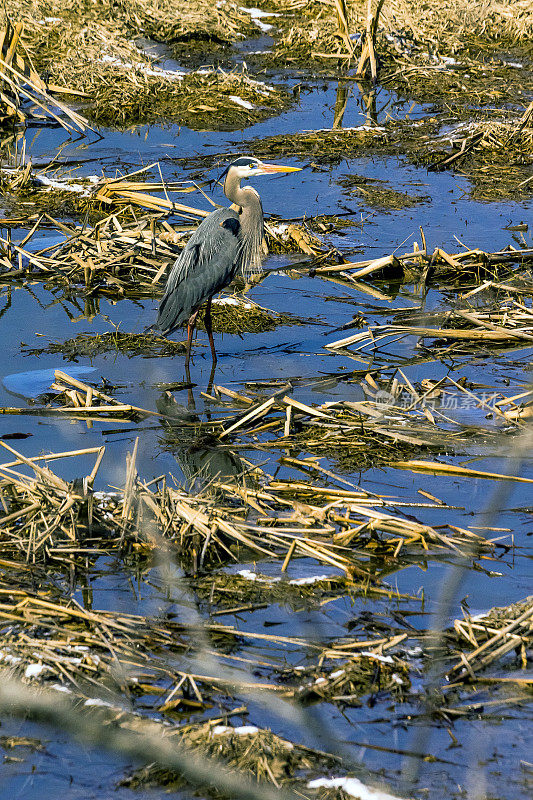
(0, 62), (532, 800)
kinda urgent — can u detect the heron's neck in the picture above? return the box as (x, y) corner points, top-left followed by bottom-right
(223, 173), (265, 279)
(224, 173), (259, 211)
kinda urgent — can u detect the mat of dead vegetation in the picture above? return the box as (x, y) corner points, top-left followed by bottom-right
(0, 3), (532, 798)
(265, 0), (533, 102)
(0, 0), (289, 128)
(0, 429), (529, 796)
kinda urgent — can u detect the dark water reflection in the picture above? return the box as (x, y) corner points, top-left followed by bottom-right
(0, 68), (531, 800)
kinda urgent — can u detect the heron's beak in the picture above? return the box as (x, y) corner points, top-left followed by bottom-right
(259, 163), (302, 174)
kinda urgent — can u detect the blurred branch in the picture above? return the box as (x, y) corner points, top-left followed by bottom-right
(0, 674), (295, 800)
(402, 423), (533, 786)
(151, 519), (353, 760)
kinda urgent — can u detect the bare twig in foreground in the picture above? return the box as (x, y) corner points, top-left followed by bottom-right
(0, 675), (294, 800)
(402, 424), (533, 787)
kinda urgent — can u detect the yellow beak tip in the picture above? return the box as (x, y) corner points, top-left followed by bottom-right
(267, 165), (302, 174)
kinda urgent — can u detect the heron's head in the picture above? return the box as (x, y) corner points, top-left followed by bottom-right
(219, 157), (301, 183)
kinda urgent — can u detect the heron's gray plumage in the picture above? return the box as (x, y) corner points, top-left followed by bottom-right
(155, 156), (299, 365)
(157, 207), (244, 336)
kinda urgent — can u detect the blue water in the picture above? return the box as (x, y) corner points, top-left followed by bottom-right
(0, 51), (532, 800)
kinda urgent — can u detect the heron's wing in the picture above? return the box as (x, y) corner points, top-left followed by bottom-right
(157, 208), (241, 336)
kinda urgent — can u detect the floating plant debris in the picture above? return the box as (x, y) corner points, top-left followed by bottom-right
(2, 0), (288, 128)
(0, 435), (498, 576)
(0, 3), (532, 799)
(447, 596), (533, 683)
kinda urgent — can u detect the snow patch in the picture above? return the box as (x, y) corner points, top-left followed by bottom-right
(0, 651), (22, 665)
(304, 125), (386, 133)
(25, 662), (48, 679)
(34, 174), (90, 194)
(84, 698), (116, 708)
(237, 568), (279, 582)
(289, 575), (330, 586)
(212, 724), (259, 736)
(228, 95), (256, 110)
(439, 56), (459, 66)
(307, 776), (403, 800)
(239, 6), (281, 33)
(237, 569), (332, 586)
(98, 54), (185, 80)
(360, 651), (394, 665)
(269, 222), (289, 237)
(213, 297), (252, 308)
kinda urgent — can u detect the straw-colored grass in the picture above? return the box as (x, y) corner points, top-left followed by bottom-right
(122, 721), (338, 789)
(264, 1), (532, 107)
(0, 429), (497, 576)
(447, 596), (533, 683)
(1, 1), (287, 127)
(268, 0), (533, 61)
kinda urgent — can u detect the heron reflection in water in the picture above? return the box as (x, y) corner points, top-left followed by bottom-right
(157, 390), (250, 497)
(156, 157), (301, 366)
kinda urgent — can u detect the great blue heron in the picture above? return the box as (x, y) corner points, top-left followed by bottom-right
(157, 156), (301, 366)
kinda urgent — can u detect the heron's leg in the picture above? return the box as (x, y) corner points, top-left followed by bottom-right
(185, 309), (199, 367)
(204, 297), (217, 364)
(206, 361), (216, 400)
(184, 363), (196, 410)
